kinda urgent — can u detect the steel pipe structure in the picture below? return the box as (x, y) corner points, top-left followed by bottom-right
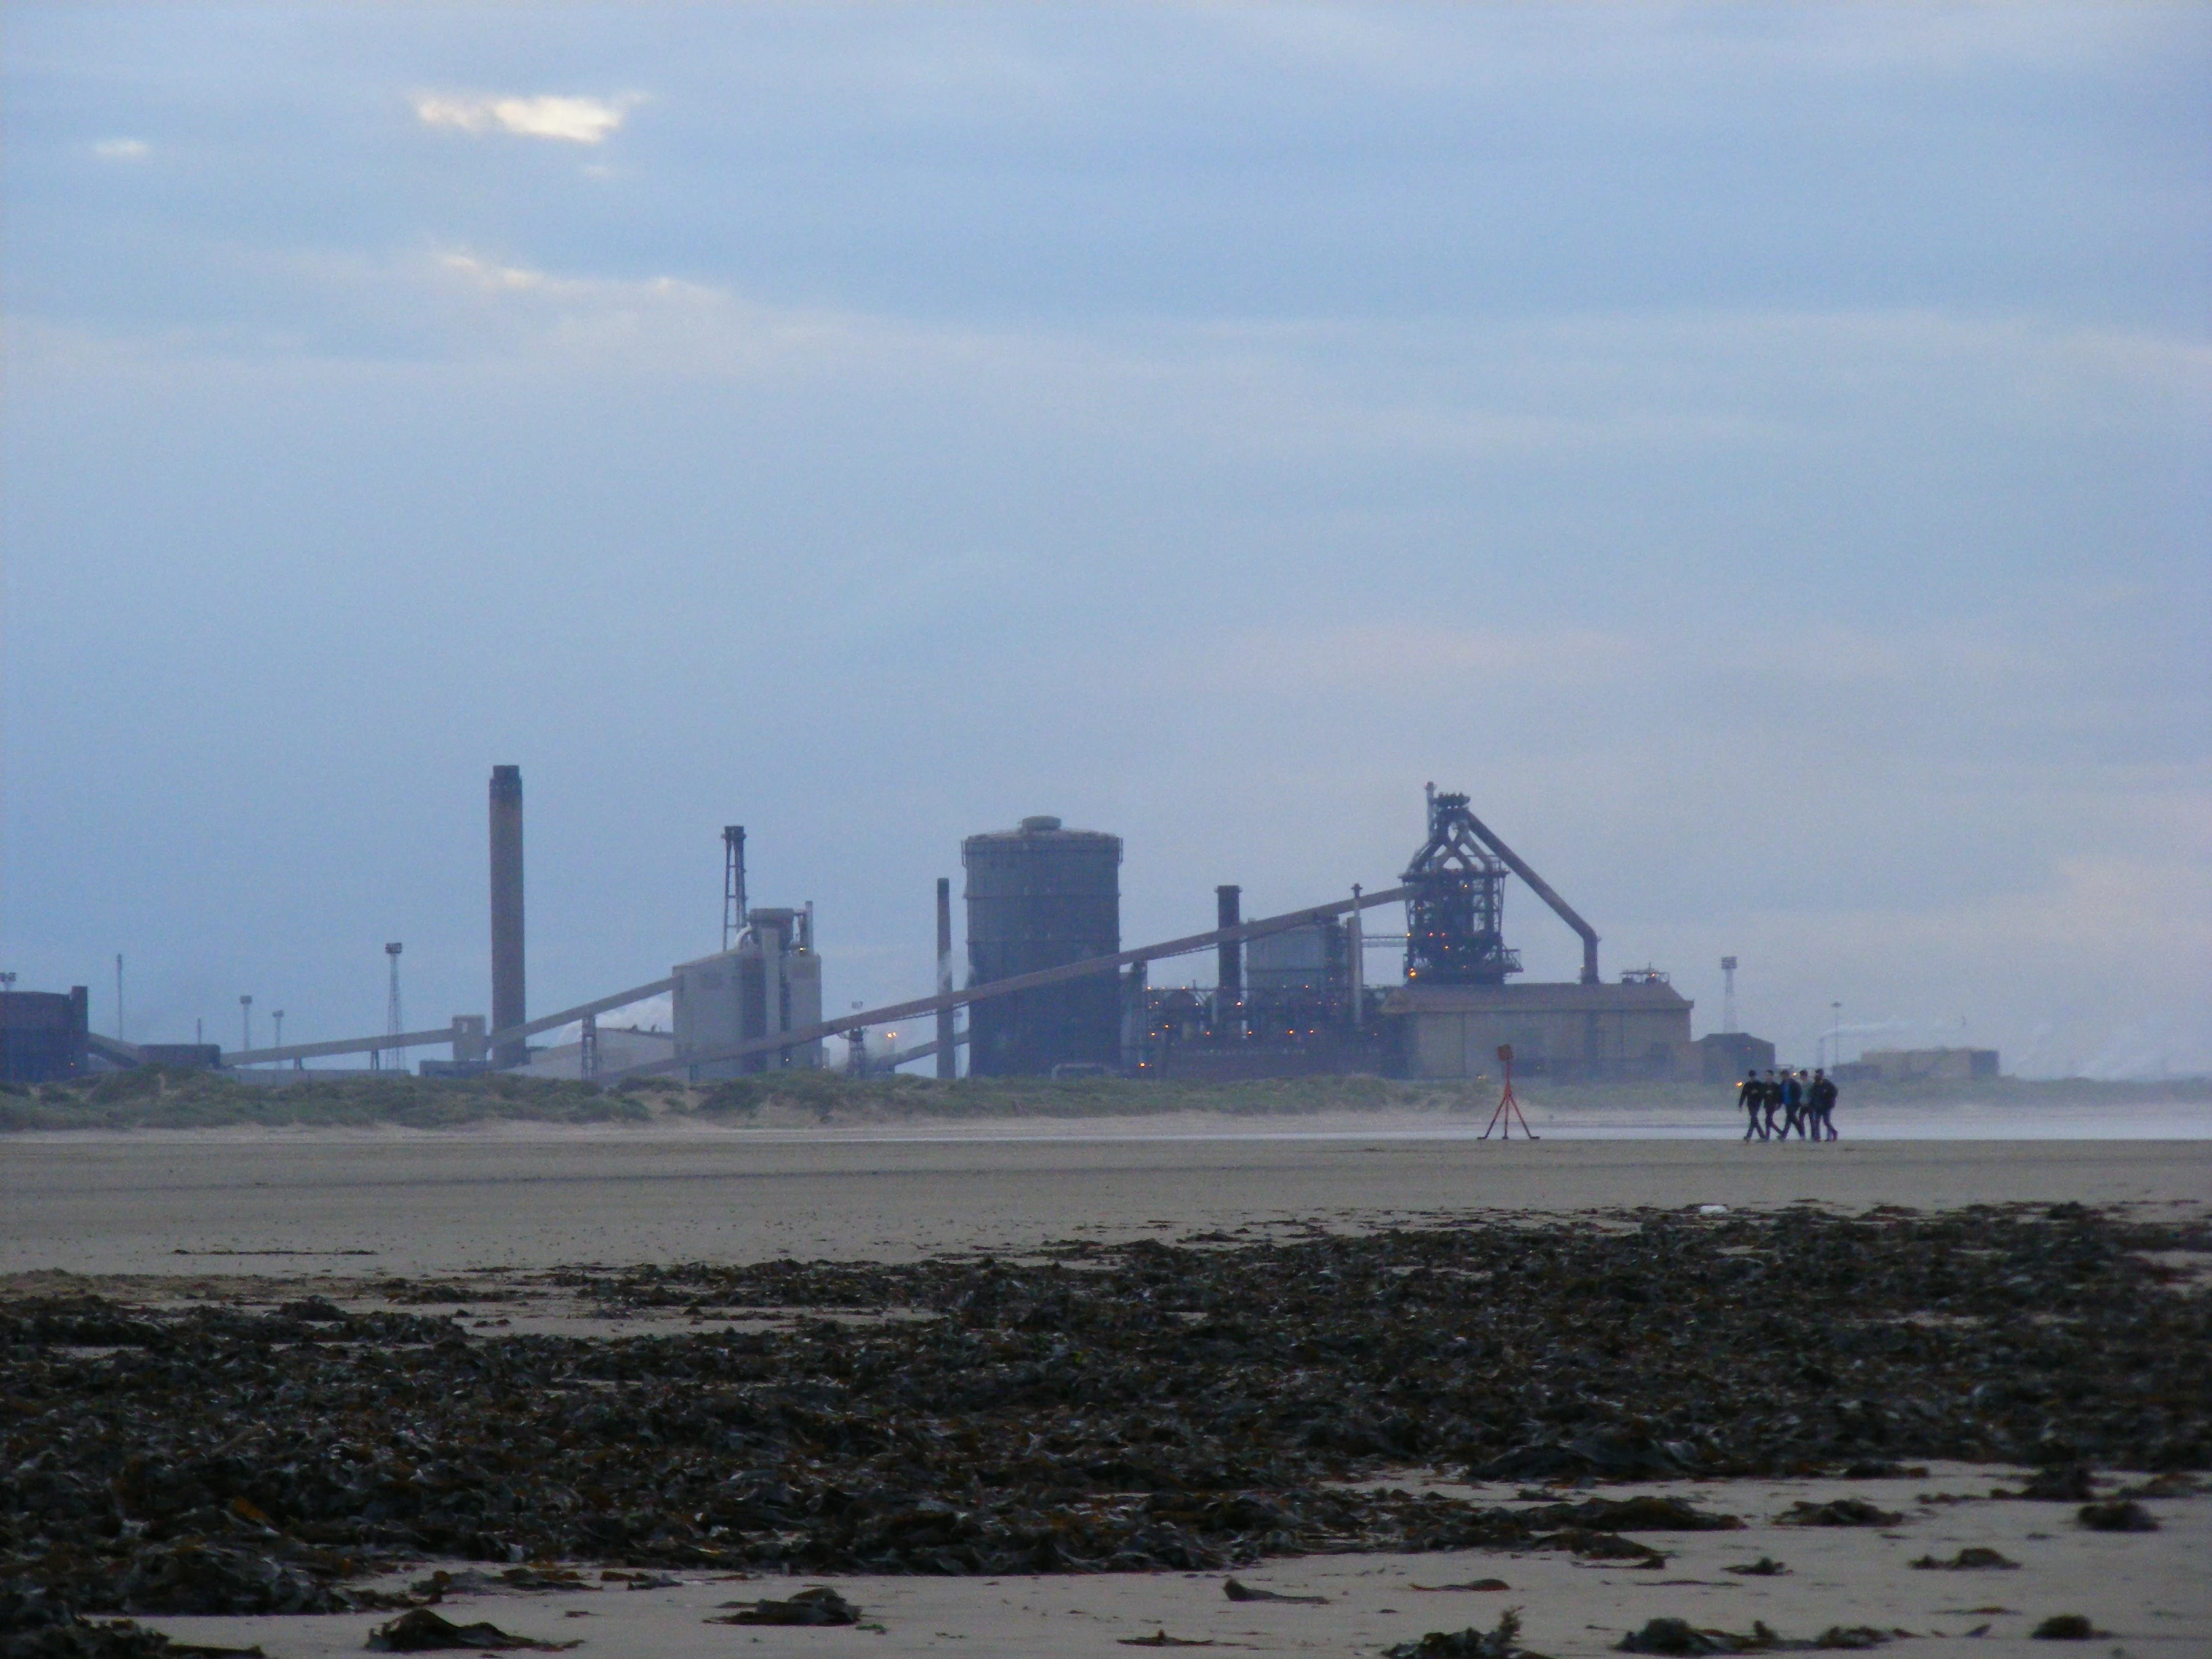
(215, 886), (1420, 1078)
(218, 975), (676, 1069)
(1456, 809), (1602, 985)
(600, 884), (1413, 1083)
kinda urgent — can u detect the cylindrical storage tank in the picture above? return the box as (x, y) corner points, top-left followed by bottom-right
(963, 815), (1122, 1076)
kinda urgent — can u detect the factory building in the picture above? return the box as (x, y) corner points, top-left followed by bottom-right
(1385, 977), (1696, 1080)
(85, 770), (1744, 1090)
(0, 987), (89, 1084)
(1141, 897), (1390, 1079)
(672, 907), (823, 1079)
(1373, 789), (1700, 1080)
(964, 815), (1123, 1076)
(1856, 1046), (2000, 1083)
(669, 824), (825, 1080)
(1244, 919), (1349, 998)
(1697, 1030), (1778, 1082)
(518, 1025), (677, 1081)
(1122, 787), (1706, 1082)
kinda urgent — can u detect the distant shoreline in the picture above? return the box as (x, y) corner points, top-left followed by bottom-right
(4, 1067), (2204, 1136)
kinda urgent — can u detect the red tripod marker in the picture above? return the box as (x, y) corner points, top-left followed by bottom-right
(1482, 1043), (1538, 1141)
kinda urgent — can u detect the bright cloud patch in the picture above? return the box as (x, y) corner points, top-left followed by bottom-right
(92, 138), (150, 161)
(437, 251), (549, 293)
(413, 92), (636, 144)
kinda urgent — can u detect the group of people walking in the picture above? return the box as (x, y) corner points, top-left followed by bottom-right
(1739, 1067), (1840, 1141)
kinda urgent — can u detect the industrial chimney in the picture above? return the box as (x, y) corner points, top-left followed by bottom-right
(1215, 884), (1243, 1006)
(489, 766), (526, 1067)
(935, 877), (956, 1080)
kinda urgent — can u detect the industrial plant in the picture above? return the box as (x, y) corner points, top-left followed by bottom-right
(0, 769), (1821, 1088)
(670, 826), (825, 1080)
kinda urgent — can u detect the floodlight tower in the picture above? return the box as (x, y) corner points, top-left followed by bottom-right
(1721, 957), (1738, 1035)
(239, 995), (253, 1058)
(384, 943), (405, 1074)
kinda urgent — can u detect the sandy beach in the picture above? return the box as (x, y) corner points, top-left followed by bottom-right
(4, 1115), (2205, 1659)
(6, 1113), (2209, 1278)
(131, 1465), (2212, 1659)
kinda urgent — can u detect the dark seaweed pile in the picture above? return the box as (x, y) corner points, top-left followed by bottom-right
(3, 1205), (2205, 1616)
(0, 1578), (263, 1658)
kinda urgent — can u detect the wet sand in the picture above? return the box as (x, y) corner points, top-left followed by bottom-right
(7, 1120), (2207, 1658)
(3, 1122), (2207, 1277)
(140, 1467), (2211, 1658)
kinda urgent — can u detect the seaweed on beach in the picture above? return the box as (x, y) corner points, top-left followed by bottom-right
(0, 1580), (266, 1658)
(1774, 1499), (1902, 1528)
(1, 1205), (2206, 1614)
(1385, 1607), (1541, 1658)
(1909, 1547), (2016, 1570)
(2074, 1499), (2158, 1532)
(2028, 1614), (2097, 1641)
(1615, 1618), (1893, 1654)
(364, 1610), (579, 1652)
(705, 1587), (860, 1627)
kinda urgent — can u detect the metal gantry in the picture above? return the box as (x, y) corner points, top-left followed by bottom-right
(1401, 784), (1601, 987)
(1401, 786), (1521, 985)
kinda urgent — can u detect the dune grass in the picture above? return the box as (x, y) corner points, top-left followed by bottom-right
(1, 1061), (2196, 1132)
(0, 1066), (1460, 1132)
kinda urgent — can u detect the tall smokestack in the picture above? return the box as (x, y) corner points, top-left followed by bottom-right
(935, 878), (955, 1080)
(489, 766), (526, 1067)
(1216, 884), (1242, 1005)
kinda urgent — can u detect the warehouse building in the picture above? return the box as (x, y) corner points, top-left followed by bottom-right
(0, 987), (89, 1084)
(1384, 975), (1696, 1081)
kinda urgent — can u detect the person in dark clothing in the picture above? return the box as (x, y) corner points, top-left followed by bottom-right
(1761, 1069), (1785, 1139)
(1779, 1070), (1806, 1140)
(1809, 1069), (1839, 1140)
(1738, 1069), (1765, 1141)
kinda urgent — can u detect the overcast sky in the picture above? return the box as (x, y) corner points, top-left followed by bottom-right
(4, 3), (2207, 1077)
